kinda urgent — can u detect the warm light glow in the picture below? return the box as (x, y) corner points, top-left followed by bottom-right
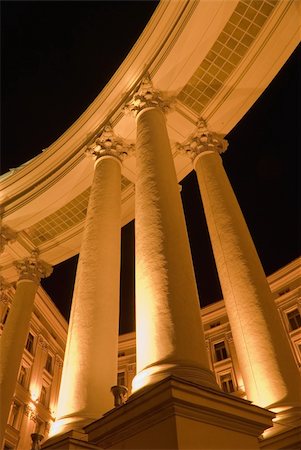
(28, 401), (36, 412)
(30, 387), (39, 403)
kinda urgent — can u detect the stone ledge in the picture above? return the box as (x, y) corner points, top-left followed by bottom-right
(42, 430), (101, 450)
(85, 375), (274, 449)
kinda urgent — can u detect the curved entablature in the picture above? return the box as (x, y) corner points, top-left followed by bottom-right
(1, 0), (300, 281)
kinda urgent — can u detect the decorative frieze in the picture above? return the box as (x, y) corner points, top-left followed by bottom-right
(0, 225), (17, 254)
(86, 124), (134, 163)
(177, 118), (228, 161)
(13, 250), (53, 284)
(124, 74), (173, 117)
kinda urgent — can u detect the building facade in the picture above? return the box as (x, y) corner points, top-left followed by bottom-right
(1, 257), (300, 450)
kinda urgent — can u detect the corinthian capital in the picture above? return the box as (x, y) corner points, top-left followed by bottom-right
(124, 74), (173, 117)
(86, 124), (134, 162)
(13, 250), (53, 283)
(177, 118), (228, 161)
(0, 225), (17, 254)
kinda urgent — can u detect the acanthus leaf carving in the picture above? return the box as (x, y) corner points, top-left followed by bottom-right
(177, 117), (228, 161)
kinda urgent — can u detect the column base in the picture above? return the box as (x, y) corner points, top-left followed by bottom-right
(50, 416), (98, 438)
(84, 376), (274, 450)
(131, 363), (219, 393)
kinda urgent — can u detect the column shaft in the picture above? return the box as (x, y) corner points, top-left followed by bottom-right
(133, 107), (217, 392)
(194, 150), (301, 412)
(0, 279), (38, 443)
(54, 156), (122, 434)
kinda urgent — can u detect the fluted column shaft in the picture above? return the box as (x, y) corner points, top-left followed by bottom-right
(0, 254), (52, 445)
(54, 127), (126, 435)
(130, 81), (217, 393)
(190, 126), (301, 415)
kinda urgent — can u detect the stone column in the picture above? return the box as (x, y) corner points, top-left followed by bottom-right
(178, 119), (301, 420)
(126, 77), (218, 393)
(53, 126), (132, 436)
(0, 251), (52, 445)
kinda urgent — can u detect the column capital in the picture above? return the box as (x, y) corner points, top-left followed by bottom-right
(177, 118), (228, 163)
(0, 225), (17, 254)
(86, 124), (134, 164)
(13, 250), (53, 284)
(124, 74), (173, 118)
(0, 276), (13, 305)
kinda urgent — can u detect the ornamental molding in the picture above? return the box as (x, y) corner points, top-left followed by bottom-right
(177, 118), (228, 160)
(124, 74), (174, 117)
(25, 404), (38, 422)
(0, 225), (17, 253)
(225, 331), (233, 343)
(127, 363), (136, 374)
(55, 354), (63, 368)
(38, 335), (49, 351)
(86, 124), (134, 163)
(13, 250), (53, 283)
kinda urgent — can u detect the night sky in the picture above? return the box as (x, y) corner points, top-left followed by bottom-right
(1, 2), (300, 333)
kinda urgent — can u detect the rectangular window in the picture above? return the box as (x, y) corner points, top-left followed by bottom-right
(18, 366), (27, 387)
(214, 341), (228, 361)
(45, 354), (53, 374)
(287, 309), (301, 331)
(117, 371), (125, 387)
(220, 374), (235, 393)
(25, 333), (34, 354)
(40, 386), (48, 406)
(3, 444), (14, 450)
(8, 402), (21, 429)
(2, 307), (10, 325)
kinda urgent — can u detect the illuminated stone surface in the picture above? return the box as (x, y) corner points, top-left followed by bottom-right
(181, 120), (301, 420)
(132, 79), (217, 393)
(0, 253), (52, 443)
(53, 129), (125, 435)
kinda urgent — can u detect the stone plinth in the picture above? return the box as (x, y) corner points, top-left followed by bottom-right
(84, 376), (274, 450)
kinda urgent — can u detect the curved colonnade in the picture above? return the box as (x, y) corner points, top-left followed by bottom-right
(1, 1), (300, 447)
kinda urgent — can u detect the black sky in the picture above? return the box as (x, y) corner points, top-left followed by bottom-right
(1, 2), (300, 333)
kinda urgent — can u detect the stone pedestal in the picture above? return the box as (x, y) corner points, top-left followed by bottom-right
(82, 376), (274, 450)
